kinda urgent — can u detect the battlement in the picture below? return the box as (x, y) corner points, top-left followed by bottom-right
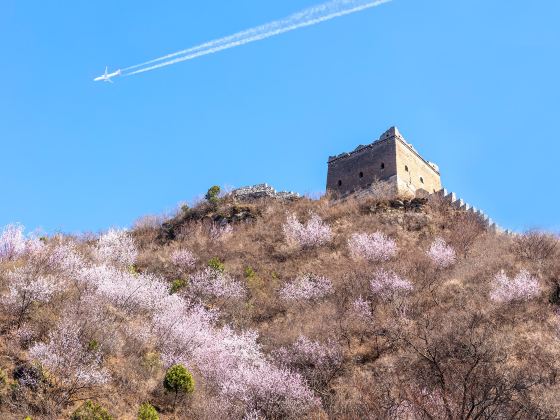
(326, 127), (442, 197)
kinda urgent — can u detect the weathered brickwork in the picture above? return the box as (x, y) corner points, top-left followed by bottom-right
(326, 127), (441, 197)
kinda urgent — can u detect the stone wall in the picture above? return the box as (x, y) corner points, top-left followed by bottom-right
(326, 127), (441, 198)
(326, 137), (397, 195)
(434, 189), (512, 235)
(395, 136), (442, 196)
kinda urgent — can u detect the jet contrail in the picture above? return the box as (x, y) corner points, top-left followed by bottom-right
(120, 0), (392, 77)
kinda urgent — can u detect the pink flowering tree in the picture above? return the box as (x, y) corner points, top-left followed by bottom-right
(1, 222), (320, 418)
(224, 364), (321, 419)
(351, 296), (373, 321)
(29, 320), (110, 404)
(2, 267), (60, 327)
(170, 249), (197, 273)
(0, 223), (41, 262)
(27, 242), (85, 278)
(370, 269), (413, 301)
(283, 213), (332, 249)
(427, 237), (456, 269)
(279, 274), (334, 303)
(274, 336), (343, 391)
(188, 268), (246, 301)
(489, 270), (540, 303)
(209, 223), (233, 241)
(348, 232), (397, 262)
(95, 228), (137, 267)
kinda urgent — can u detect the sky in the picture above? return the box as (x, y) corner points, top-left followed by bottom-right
(1, 0), (559, 234)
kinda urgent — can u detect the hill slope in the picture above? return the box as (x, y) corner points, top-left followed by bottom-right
(0, 193), (559, 419)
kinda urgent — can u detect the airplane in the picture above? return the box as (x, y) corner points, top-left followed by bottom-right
(93, 66), (122, 83)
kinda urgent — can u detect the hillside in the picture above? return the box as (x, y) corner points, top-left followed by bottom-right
(0, 189), (559, 419)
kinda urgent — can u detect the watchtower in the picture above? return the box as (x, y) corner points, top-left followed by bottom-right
(326, 127), (442, 197)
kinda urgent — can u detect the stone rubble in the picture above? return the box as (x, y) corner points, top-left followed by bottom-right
(231, 183), (300, 201)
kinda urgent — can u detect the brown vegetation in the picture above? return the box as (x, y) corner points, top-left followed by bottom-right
(1, 192), (559, 419)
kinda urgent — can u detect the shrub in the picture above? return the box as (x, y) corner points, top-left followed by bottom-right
(205, 186), (221, 205)
(164, 364), (195, 395)
(207, 257), (225, 273)
(283, 213), (332, 249)
(70, 400), (113, 420)
(164, 364), (195, 409)
(348, 232), (397, 262)
(137, 402), (159, 420)
(170, 279), (187, 295)
(512, 230), (558, 262)
(244, 266), (256, 279)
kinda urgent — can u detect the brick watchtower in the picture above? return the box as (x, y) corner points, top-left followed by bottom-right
(326, 127), (442, 197)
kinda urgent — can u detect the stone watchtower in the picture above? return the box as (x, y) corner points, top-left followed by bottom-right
(326, 127), (442, 197)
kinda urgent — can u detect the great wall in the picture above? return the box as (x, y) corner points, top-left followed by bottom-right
(231, 126), (511, 234)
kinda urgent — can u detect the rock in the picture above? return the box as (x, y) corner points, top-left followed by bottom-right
(231, 183), (300, 201)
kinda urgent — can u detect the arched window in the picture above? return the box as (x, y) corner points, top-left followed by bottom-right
(405, 165), (409, 172)
(359, 172), (364, 178)
(380, 162), (385, 169)
(420, 177), (424, 184)
(338, 180), (342, 187)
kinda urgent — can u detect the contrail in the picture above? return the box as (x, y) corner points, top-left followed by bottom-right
(121, 0), (392, 77)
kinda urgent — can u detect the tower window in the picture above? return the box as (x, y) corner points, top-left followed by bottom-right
(405, 165), (409, 172)
(359, 172), (364, 178)
(338, 180), (342, 187)
(420, 177), (424, 184)
(380, 162), (385, 169)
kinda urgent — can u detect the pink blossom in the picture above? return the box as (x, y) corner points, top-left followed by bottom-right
(427, 237), (456, 268)
(0, 224), (35, 262)
(29, 320), (110, 393)
(283, 213), (332, 249)
(224, 364), (320, 419)
(279, 274), (334, 302)
(351, 296), (372, 320)
(274, 336), (343, 390)
(209, 223), (233, 241)
(348, 232), (397, 262)
(170, 249), (197, 271)
(95, 228), (137, 267)
(28, 242), (85, 277)
(370, 269), (413, 300)
(189, 268), (246, 300)
(2, 267), (60, 326)
(78, 265), (171, 314)
(489, 270), (540, 303)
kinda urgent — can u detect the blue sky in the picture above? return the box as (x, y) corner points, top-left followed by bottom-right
(1, 0), (559, 234)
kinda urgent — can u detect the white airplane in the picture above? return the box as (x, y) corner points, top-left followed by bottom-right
(94, 66), (122, 83)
